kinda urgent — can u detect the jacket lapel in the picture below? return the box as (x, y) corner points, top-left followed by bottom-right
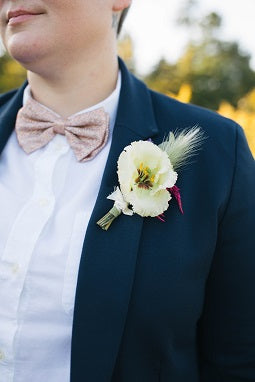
(0, 83), (27, 154)
(71, 59), (159, 381)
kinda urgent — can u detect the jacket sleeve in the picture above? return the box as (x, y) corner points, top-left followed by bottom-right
(198, 124), (255, 381)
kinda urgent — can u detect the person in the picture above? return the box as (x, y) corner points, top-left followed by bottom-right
(0, 1), (254, 382)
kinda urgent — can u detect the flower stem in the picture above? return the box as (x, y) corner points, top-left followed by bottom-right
(97, 206), (121, 231)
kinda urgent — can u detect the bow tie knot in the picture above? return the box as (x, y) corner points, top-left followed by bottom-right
(15, 97), (110, 162)
(53, 120), (66, 135)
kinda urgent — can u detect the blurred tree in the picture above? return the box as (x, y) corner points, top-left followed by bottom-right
(145, 10), (255, 110)
(218, 94), (255, 157)
(177, 0), (199, 30)
(168, 83), (192, 103)
(118, 34), (136, 74)
(0, 53), (26, 92)
(238, 88), (255, 113)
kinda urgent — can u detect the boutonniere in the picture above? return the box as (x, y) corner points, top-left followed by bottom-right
(97, 127), (204, 230)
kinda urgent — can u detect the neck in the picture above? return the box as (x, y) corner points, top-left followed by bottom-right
(27, 50), (119, 118)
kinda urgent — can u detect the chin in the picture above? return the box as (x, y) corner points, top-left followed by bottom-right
(6, 34), (47, 69)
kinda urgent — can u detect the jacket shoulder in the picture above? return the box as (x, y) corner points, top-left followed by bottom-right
(149, 86), (244, 136)
(148, 89), (239, 138)
(147, 89), (250, 188)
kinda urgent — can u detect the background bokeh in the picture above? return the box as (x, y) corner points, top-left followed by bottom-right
(0, 0), (254, 155)
(119, 0), (255, 156)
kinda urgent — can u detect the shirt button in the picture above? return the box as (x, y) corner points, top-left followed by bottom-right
(0, 350), (5, 360)
(12, 263), (20, 274)
(38, 198), (50, 207)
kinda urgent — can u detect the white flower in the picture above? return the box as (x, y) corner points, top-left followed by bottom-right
(97, 128), (204, 230)
(117, 140), (177, 217)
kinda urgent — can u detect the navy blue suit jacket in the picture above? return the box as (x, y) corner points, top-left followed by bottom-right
(0, 59), (255, 382)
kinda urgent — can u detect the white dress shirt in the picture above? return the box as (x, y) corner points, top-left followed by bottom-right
(0, 71), (121, 382)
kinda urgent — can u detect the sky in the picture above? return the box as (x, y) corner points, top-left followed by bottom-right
(122, 0), (255, 75)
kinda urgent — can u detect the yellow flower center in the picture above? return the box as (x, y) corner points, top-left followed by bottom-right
(135, 163), (155, 189)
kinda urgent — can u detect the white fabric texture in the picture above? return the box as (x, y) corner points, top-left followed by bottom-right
(0, 71), (121, 382)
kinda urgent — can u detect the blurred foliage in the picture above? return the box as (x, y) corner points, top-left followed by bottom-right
(218, 95), (255, 157)
(142, 1), (255, 156)
(117, 5), (255, 156)
(145, 41), (255, 111)
(170, 83), (255, 157)
(118, 34), (136, 73)
(0, 53), (26, 92)
(145, 11), (255, 111)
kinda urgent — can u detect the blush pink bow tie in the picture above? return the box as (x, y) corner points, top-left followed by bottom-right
(15, 97), (110, 162)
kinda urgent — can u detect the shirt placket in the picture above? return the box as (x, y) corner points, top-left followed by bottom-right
(0, 137), (69, 382)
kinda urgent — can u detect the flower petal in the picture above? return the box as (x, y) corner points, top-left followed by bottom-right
(128, 188), (172, 217)
(107, 187), (133, 216)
